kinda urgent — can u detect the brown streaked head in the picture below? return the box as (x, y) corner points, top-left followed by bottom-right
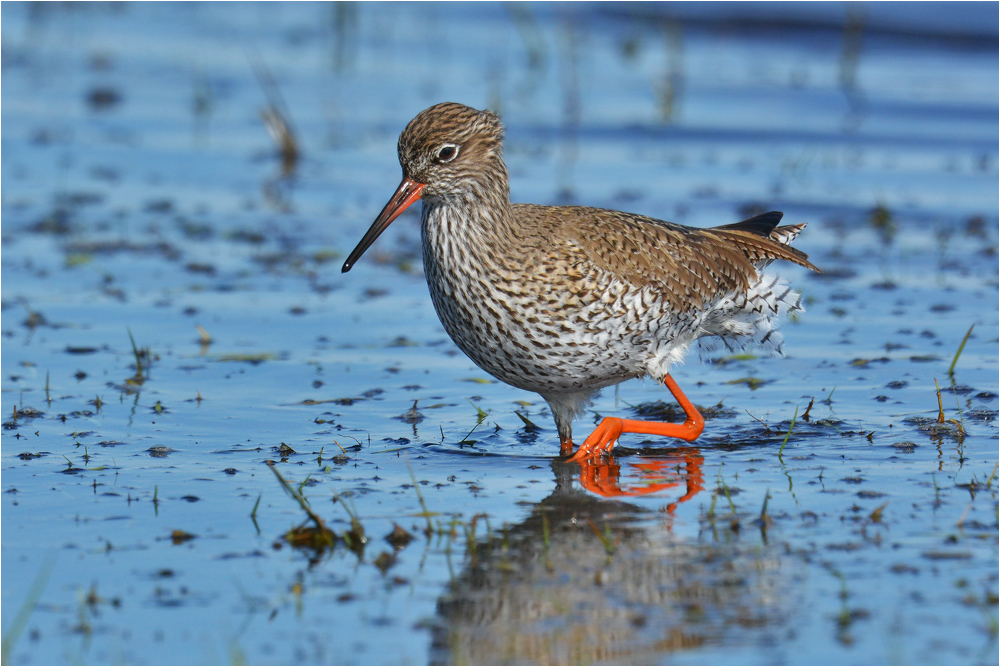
(342, 103), (507, 272)
(397, 102), (505, 201)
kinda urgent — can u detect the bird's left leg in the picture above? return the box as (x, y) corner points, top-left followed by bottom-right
(559, 439), (575, 457)
(568, 374), (704, 462)
(548, 401), (576, 457)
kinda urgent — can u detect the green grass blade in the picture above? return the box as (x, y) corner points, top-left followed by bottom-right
(779, 406), (799, 459)
(1, 556), (55, 664)
(948, 324), (974, 376)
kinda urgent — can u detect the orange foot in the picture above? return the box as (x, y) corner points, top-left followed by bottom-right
(567, 374), (705, 462)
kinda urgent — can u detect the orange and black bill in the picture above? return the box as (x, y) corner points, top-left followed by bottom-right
(342, 178), (425, 272)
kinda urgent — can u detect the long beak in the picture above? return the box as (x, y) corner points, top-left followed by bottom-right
(342, 178), (425, 272)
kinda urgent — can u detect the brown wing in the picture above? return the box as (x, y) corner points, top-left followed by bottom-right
(530, 205), (818, 313)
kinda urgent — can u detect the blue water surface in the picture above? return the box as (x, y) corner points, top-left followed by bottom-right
(2, 3), (997, 665)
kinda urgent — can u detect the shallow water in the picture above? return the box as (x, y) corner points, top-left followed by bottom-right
(2, 3), (998, 665)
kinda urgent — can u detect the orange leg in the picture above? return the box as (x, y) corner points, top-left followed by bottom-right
(567, 374), (704, 462)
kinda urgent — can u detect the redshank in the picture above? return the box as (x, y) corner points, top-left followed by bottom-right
(343, 102), (819, 461)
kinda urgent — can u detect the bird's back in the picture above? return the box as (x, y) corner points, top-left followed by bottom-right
(510, 204), (817, 313)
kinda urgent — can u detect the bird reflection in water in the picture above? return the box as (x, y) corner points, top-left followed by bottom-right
(430, 455), (790, 665)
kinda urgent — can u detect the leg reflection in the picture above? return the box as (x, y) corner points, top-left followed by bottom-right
(575, 447), (704, 512)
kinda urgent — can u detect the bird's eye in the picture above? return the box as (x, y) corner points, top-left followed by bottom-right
(436, 144), (459, 162)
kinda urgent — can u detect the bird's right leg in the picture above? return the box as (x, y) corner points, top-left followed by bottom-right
(568, 374), (704, 461)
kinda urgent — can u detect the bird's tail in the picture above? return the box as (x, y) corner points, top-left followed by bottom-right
(713, 212), (821, 273)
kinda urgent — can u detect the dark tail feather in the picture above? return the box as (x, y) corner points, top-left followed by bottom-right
(710, 211), (821, 274)
(715, 211), (784, 238)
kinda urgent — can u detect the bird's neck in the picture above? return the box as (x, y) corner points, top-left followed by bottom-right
(424, 163), (517, 242)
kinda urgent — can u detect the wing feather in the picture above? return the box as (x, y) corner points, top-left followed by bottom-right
(518, 205), (819, 313)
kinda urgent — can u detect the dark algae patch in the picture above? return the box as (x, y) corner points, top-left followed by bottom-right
(2, 3), (997, 665)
